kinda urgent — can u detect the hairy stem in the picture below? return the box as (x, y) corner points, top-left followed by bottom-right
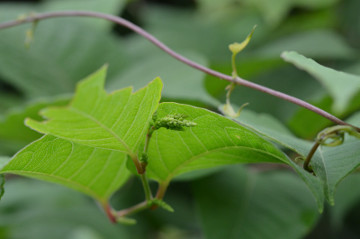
(0, 10), (359, 131)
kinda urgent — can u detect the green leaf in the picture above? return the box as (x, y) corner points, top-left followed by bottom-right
(331, 173), (360, 229)
(234, 109), (360, 207)
(109, 51), (218, 106)
(255, 30), (355, 59)
(26, 66), (163, 156)
(311, 112), (360, 205)
(0, 179), (130, 239)
(0, 10), (128, 100)
(231, 110), (325, 210)
(0, 97), (69, 155)
(1, 135), (130, 203)
(193, 166), (319, 239)
(0, 175), (4, 201)
(1, 67), (163, 203)
(146, 103), (290, 184)
(281, 51), (360, 114)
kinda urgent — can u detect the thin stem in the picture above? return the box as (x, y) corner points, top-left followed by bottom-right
(103, 202), (117, 223)
(117, 201), (149, 217)
(303, 141), (320, 173)
(155, 181), (169, 200)
(0, 11), (359, 131)
(140, 173), (152, 201)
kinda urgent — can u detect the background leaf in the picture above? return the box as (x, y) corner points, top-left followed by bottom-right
(281, 51), (360, 114)
(0, 179), (130, 239)
(193, 166), (319, 239)
(0, 97), (68, 155)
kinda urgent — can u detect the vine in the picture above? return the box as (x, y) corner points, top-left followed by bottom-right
(0, 10), (358, 131)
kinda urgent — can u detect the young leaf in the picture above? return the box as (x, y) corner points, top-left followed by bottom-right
(26, 66), (163, 157)
(193, 166), (319, 239)
(146, 103), (290, 185)
(282, 51), (360, 114)
(1, 135), (130, 204)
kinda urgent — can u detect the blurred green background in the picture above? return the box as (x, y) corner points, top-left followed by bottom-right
(0, 0), (360, 238)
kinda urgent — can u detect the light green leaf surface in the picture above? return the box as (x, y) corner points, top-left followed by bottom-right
(26, 66), (162, 156)
(282, 51), (360, 114)
(1, 67), (163, 202)
(1, 135), (130, 203)
(194, 166), (319, 239)
(146, 103), (290, 184)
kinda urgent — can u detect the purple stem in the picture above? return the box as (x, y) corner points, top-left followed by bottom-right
(0, 10), (359, 131)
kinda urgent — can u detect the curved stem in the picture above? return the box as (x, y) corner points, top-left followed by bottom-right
(0, 10), (359, 131)
(303, 141), (320, 173)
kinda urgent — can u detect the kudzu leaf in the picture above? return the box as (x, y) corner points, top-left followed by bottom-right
(26, 66), (162, 157)
(193, 166), (319, 239)
(282, 51), (360, 114)
(146, 103), (290, 185)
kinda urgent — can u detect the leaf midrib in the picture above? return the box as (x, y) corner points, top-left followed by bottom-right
(69, 107), (135, 156)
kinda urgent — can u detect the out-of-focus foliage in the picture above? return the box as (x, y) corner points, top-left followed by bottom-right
(1, 0), (360, 238)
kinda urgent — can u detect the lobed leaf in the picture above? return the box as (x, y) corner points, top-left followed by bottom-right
(1, 66), (163, 203)
(26, 66), (163, 156)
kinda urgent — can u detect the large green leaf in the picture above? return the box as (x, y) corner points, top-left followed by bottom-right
(26, 66), (162, 156)
(146, 103), (290, 185)
(193, 166), (319, 239)
(1, 66), (163, 203)
(282, 51), (360, 114)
